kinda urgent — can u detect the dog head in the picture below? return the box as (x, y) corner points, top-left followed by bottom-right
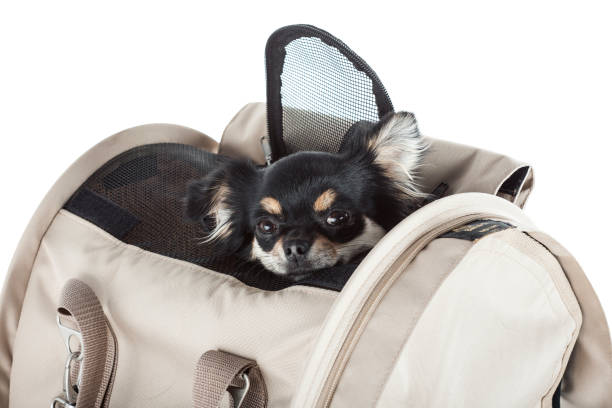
(185, 112), (428, 279)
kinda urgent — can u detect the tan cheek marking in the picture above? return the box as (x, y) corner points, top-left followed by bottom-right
(260, 197), (283, 215)
(312, 234), (337, 256)
(272, 238), (284, 257)
(313, 189), (337, 212)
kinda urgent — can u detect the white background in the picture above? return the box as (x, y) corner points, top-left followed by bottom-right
(1, 1), (611, 324)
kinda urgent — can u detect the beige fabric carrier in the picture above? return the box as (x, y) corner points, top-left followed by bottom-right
(2, 23), (612, 408)
(0, 102), (611, 408)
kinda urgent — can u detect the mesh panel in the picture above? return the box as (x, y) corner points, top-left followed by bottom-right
(281, 37), (380, 153)
(266, 25), (394, 160)
(66, 144), (224, 264)
(63, 143), (358, 291)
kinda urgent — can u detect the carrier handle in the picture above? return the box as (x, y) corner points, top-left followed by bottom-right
(52, 279), (118, 408)
(193, 350), (267, 408)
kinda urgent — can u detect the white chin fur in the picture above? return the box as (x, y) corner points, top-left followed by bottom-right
(252, 239), (288, 275)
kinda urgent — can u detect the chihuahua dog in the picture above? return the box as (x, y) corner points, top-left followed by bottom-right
(185, 112), (428, 279)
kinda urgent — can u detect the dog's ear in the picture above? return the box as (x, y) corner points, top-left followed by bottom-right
(185, 159), (260, 252)
(342, 112), (428, 199)
(339, 120), (375, 157)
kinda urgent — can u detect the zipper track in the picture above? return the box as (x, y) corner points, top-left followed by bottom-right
(318, 213), (513, 407)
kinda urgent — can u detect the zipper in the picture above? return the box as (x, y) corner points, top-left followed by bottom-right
(317, 212), (515, 407)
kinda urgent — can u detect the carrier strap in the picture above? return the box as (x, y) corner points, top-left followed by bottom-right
(528, 232), (612, 408)
(56, 279), (117, 408)
(193, 350), (267, 408)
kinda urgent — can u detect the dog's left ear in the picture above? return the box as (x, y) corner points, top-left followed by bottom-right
(342, 112), (428, 199)
(184, 159), (260, 253)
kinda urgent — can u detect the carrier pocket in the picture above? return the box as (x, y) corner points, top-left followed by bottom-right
(316, 213), (511, 407)
(291, 193), (542, 408)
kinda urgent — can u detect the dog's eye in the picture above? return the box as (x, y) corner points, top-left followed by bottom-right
(257, 219), (278, 234)
(326, 210), (349, 226)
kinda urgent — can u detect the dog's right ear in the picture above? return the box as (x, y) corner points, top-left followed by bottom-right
(341, 112), (428, 200)
(184, 159), (260, 252)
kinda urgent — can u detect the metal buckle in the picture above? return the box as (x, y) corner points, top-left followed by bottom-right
(57, 315), (83, 356)
(228, 372), (250, 408)
(50, 396), (76, 408)
(62, 351), (82, 404)
(52, 315), (84, 407)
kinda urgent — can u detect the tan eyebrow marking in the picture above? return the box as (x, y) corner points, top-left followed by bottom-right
(260, 197), (283, 215)
(313, 188), (337, 212)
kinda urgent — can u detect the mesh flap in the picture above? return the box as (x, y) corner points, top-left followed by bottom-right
(265, 24), (394, 161)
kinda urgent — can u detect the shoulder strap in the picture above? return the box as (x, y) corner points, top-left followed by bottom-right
(54, 279), (117, 408)
(528, 232), (612, 408)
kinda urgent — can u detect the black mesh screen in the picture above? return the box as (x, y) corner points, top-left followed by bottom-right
(63, 143), (358, 291)
(266, 24), (394, 160)
(66, 144), (225, 264)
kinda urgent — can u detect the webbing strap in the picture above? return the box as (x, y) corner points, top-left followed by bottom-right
(193, 350), (267, 408)
(528, 232), (612, 408)
(57, 279), (117, 408)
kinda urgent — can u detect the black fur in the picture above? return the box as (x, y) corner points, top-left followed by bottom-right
(185, 112), (426, 277)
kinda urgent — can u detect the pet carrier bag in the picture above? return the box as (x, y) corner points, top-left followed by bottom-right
(1, 25), (611, 408)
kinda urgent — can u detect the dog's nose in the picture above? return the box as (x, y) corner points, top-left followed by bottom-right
(284, 239), (310, 263)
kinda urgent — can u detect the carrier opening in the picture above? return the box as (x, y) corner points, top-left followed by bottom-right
(63, 143), (360, 291)
(62, 25), (402, 291)
(61, 25), (532, 292)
